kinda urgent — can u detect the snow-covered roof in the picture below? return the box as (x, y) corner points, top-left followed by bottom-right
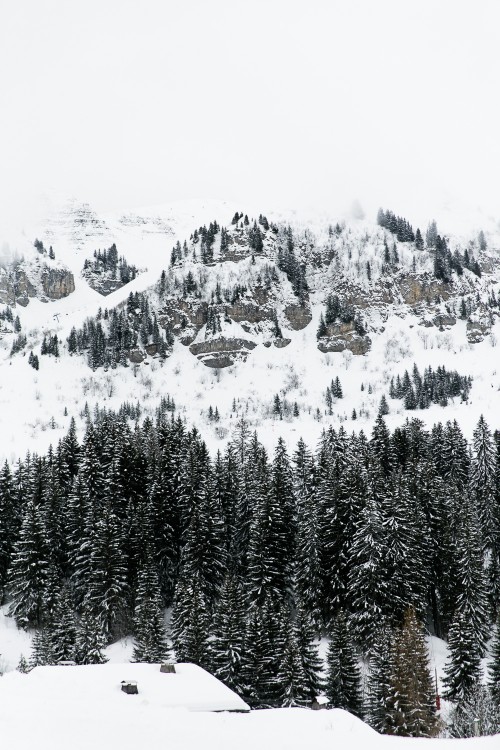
(0, 662), (250, 713)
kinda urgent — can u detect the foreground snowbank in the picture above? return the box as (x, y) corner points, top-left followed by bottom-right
(0, 662), (498, 750)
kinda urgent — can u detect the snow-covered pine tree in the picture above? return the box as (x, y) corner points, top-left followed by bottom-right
(448, 685), (500, 738)
(385, 608), (437, 737)
(293, 439), (321, 630)
(366, 621), (394, 732)
(276, 617), (309, 707)
(75, 604), (108, 664)
(170, 569), (210, 668)
(470, 415), (497, 548)
(50, 587), (77, 663)
(442, 608), (482, 701)
(132, 546), (170, 663)
(83, 499), (129, 639)
(488, 615), (500, 704)
(294, 603), (324, 701)
(347, 470), (389, 653)
(325, 610), (363, 717)
(31, 627), (57, 667)
(210, 573), (246, 694)
(0, 460), (18, 603)
(8, 497), (51, 628)
(451, 493), (490, 655)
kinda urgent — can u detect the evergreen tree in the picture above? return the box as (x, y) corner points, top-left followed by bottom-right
(443, 608), (482, 702)
(470, 415), (497, 547)
(347, 480), (389, 653)
(366, 622), (394, 732)
(325, 610), (363, 716)
(170, 569), (210, 667)
(210, 573), (246, 693)
(293, 440), (321, 630)
(385, 608), (437, 737)
(132, 548), (170, 663)
(75, 604), (109, 664)
(277, 618), (309, 707)
(8, 498), (51, 628)
(488, 615), (500, 703)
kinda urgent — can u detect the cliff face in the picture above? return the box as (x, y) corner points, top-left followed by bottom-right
(41, 267), (75, 300)
(0, 261), (75, 306)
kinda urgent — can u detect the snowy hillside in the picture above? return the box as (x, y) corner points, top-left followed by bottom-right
(0, 197), (499, 464)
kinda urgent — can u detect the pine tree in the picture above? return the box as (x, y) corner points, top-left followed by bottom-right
(50, 588), (77, 662)
(443, 608), (482, 702)
(132, 549), (170, 663)
(8, 498), (51, 628)
(84, 499), (129, 639)
(366, 622), (394, 732)
(210, 574), (246, 693)
(488, 615), (500, 703)
(293, 440), (321, 630)
(17, 654), (30, 673)
(452, 494), (490, 654)
(277, 618), (308, 707)
(170, 570), (210, 667)
(449, 685), (500, 738)
(31, 627), (57, 667)
(385, 608), (437, 737)
(325, 610), (363, 716)
(0, 460), (18, 603)
(295, 604), (323, 700)
(75, 604), (109, 665)
(470, 415), (497, 547)
(347, 479), (389, 653)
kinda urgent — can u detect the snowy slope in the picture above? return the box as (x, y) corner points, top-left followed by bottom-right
(0, 197), (499, 465)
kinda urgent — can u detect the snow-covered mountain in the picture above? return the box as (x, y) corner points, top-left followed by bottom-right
(0, 196), (499, 465)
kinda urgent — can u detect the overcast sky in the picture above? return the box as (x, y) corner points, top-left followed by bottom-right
(1, 0), (499, 228)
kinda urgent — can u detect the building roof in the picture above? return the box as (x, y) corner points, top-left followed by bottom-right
(1, 662), (250, 713)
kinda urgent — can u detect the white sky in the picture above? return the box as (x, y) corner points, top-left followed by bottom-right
(1, 0), (499, 228)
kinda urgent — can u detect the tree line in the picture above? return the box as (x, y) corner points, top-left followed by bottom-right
(0, 408), (499, 735)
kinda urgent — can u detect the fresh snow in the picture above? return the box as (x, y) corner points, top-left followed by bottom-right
(0, 662), (498, 750)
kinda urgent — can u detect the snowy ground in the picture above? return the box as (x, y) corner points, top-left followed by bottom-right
(0, 661), (499, 750)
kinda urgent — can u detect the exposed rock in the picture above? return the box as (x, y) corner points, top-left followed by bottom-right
(84, 275), (127, 296)
(225, 300), (274, 325)
(432, 313), (456, 328)
(283, 303), (312, 331)
(0, 263), (75, 306)
(189, 337), (257, 368)
(0, 269), (15, 306)
(41, 268), (75, 299)
(399, 275), (453, 305)
(318, 321), (371, 355)
(159, 298), (208, 335)
(318, 333), (371, 355)
(128, 348), (145, 363)
(274, 338), (291, 348)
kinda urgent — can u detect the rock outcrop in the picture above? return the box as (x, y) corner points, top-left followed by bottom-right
(283, 303), (312, 331)
(0, 263), (75, 306)
(318, 321), (371, 355)
(190, 336), (257, 368)
(399, 274), (453, 306)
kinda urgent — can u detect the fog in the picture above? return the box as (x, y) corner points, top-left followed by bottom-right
(1, 0), (499, 231)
